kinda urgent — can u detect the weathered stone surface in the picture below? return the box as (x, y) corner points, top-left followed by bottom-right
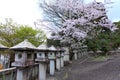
(10, 39), (36, 50)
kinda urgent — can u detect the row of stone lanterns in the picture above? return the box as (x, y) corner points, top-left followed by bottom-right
(73, 46), (88, 60)
(4, 39), (66, 80)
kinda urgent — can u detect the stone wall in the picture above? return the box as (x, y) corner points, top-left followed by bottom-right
(0, 67), (16, 80)
(0, 64), (39, 80)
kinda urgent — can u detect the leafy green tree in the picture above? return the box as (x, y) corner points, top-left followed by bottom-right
(0, 18), (47, 47)
(0, 18), (18, 47)
(97, 32), (112, 55)
(85, 28), (113, 56)
(14, 26), (46, 46)
(47, 39), (60, 47)
(113, 21), (120, 48)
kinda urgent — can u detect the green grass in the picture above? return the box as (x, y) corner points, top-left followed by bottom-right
(63, 72), (68, 80)
(92, 55), (111, 61)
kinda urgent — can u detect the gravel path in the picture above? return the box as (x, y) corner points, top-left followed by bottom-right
(47, 55), (120, 80)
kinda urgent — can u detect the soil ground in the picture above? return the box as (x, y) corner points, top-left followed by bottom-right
(47, 54), (120, 80)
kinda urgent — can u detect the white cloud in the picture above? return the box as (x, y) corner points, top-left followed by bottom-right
(0, 0), (119, 27)
(0, 0), (42, 26)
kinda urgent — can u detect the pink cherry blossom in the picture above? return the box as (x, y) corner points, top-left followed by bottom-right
(48, 0), (117, 49)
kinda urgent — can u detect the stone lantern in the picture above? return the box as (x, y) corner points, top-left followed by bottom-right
(10, 39), (36, 80)
(48, 45), (57, 75)
(60, 48), (65, 67)
(81, 45), (87, 56)
(56, 47), (61, 71)
(35, 44), (48, 80)
(73, 50), (78, 60)
(63, 47), (70, 64)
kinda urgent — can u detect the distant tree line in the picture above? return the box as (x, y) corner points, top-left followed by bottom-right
(85, 21), (120, 56)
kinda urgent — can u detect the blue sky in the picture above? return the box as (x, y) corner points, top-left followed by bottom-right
(106, 0), (120, 21)
(85, 0), (120, 22)
(0, 0), (119, 27)
(0, 0), (42, 26)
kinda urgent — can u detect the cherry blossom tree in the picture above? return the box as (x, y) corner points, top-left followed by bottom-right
(39, 0), (117, 49)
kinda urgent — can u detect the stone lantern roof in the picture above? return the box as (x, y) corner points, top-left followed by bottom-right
(48, 45), (57, 51)
(60, 47), (65, 52)
(56, 47), (61, 52)
(82, 45), (88, 48)
(10, 39), (36, 50)
(0, 43), (8, 49)
(37, 44), (48, 51)
(73, 49), (78, 53)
